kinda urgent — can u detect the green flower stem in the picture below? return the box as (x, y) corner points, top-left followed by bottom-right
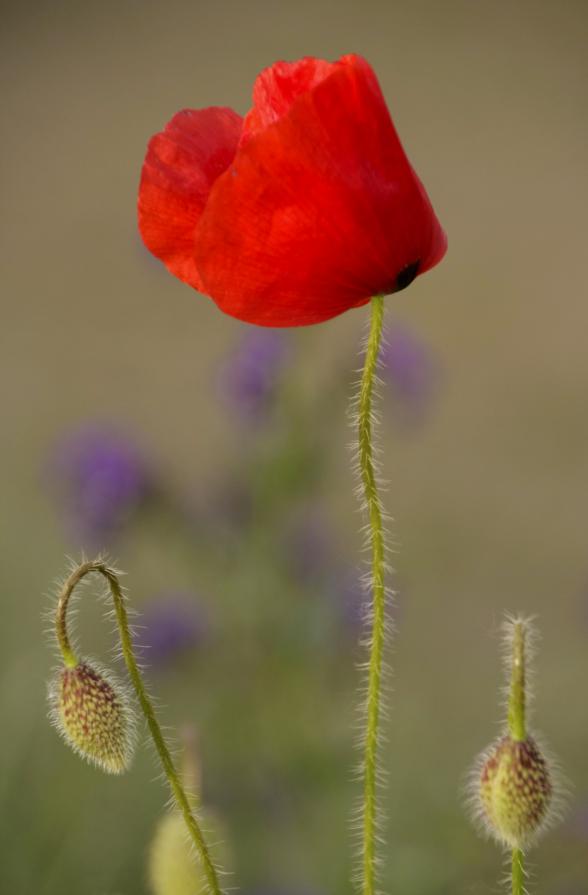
(512, 847), (525, 895)
(508, 620), (526, 742)
(357, 295), (386, 895)
(55, 560), (223, 895)
(508, 620), (526, 895)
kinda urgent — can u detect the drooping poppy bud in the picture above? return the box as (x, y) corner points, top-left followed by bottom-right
(49, 660), (135, 774)
(138, 54), (446, 327)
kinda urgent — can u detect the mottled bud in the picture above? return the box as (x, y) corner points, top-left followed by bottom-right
(49, 660), (135, 774)
(148, 809), (226, 895)
(467, 617), (563, 866)
(478, 734), (553, 848)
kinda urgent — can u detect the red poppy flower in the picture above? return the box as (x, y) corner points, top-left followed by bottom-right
(138, 54), (446, 327)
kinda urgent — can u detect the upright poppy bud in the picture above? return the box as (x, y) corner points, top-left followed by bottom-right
(48, 659), (135, 774)
(478, 733), (552, 849)
(468, 617), (562, 853)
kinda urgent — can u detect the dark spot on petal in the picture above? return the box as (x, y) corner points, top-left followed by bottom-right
(395, 260), (421, 292)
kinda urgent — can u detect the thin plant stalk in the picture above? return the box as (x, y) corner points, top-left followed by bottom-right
(357, 294), (387, 895)
(508, 620), (526, 895)
(512, 847), (524, 895)
(55, 560), (223, 895)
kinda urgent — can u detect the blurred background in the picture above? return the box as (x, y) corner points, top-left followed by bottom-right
(1, 1), (587, 893)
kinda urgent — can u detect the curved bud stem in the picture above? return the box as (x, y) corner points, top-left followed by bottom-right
(55, 560), (223, 895)
(357, 295), (387, 895)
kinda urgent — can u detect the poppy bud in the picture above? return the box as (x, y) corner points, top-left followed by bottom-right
(49, 660), (135, 774)
(467, 617), (563, 856)
(148, 809), (227, 895)
(149, 812), (202, 895)
(478, 734), (553, 849)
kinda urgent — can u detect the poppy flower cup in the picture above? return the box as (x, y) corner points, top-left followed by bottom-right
(138, 54), (447, 326)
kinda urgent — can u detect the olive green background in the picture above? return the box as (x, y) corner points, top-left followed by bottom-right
(1, 1), (587, 893)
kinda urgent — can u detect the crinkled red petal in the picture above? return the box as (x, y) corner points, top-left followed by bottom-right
(195, 55), (447, 326)
(138, 107), (242, 291)
(240, 57), (337, 146)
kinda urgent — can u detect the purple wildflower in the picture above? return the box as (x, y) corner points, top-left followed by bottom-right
(379, 323), (440, 426)
(47, 423), (150, 549)
(218, 328), (289, 424)
(136, 593), (209, 667)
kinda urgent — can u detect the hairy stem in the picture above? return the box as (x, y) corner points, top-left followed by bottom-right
(357, 295), (387, 895)
(508, 620), (526, 742)
(511, 847), (525, 895)
(56, 560), (223, 895)
(508, 620), (526, 894)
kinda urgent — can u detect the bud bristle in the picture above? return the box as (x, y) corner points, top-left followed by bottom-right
(48, 660), (135, 774)
(479, 734), (553, 849)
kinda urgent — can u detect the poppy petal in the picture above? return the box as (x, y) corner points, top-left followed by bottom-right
(195, 55), (446, 326)
(138, 107), (243, 291)
(240, 57), (337, 146)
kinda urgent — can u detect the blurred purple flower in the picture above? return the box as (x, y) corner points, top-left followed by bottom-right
(47, 424), (150, 549)
(218, 328), (289, 423)
(379, 323), (440, 426)
(137, 593), (210, 667)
